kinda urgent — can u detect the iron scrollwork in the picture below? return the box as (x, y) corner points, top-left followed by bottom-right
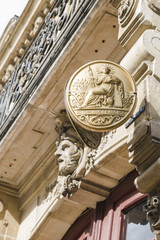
(0, 0), (97, 139)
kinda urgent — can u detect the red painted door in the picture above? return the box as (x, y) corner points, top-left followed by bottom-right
(62, 171), (155, 240)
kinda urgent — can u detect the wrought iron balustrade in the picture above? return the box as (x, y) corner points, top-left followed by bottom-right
(0, 0), (97, 141)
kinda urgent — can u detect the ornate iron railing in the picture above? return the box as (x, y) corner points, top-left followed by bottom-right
(0, 0), (97, 140)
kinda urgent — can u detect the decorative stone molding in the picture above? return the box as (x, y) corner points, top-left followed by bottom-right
(43, 8), (49, 15)
(123, 26), (160, 238)
(146, 0), (160, 15)
(24, 39), (30, 47)
(117, 0), (160, 49)
(135, 157), (160, 194)
(0, 1), (51, 89)
(0, 15), (19, 52)
(30, 16), (44, 37)
(118, 0), (138, 27)
(124, 29), (160, 178)
(1, 64), (14, 83)
(144, 195), (160, 235)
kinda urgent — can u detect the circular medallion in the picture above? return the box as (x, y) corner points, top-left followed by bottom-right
(65, 60), (137, 132)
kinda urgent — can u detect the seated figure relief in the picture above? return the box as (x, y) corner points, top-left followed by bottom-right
(81, 66), (124, 108)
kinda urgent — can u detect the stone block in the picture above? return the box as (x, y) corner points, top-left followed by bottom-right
(135, 157), (160, 193)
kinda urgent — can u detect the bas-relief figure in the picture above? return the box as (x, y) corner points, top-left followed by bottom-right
(66, 61), (136, 132)
(81, 66), (124, 108)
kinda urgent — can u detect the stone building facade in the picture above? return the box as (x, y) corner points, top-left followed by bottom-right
(0, 0), (160, 239)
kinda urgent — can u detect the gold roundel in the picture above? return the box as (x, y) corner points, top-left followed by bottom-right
(65, 60), (137, 132)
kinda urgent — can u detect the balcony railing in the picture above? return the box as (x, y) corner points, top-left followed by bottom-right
(0, 0), (97, 141)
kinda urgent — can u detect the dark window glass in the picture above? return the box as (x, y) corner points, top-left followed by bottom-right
(122, 201), (155, 240)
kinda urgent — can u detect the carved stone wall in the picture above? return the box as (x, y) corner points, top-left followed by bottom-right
(117, 0), (160, 237)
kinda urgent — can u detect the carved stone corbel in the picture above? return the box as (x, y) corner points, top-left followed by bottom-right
(53, 110), (102, 198)
(54, 110), (92, 197)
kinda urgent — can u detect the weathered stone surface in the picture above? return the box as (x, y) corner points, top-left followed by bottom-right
(135, 158), (160, 193)
(0, 193), (20, 240)
(118, 0), (160, 49)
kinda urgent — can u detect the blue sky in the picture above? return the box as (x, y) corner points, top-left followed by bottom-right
(0, 0), (29, 37)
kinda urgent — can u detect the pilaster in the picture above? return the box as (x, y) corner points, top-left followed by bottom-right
(116, 0), (160, 238)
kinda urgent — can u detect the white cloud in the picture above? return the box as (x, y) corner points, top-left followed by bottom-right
(0, 0), (29, 37)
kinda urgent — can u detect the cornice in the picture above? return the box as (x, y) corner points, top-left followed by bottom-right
(0, 181), (19, 198)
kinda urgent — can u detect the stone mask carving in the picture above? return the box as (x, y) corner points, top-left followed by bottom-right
(54, 111), (86, 197)
(55, 134), (83, 176)
(144, 195), (160, 234)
